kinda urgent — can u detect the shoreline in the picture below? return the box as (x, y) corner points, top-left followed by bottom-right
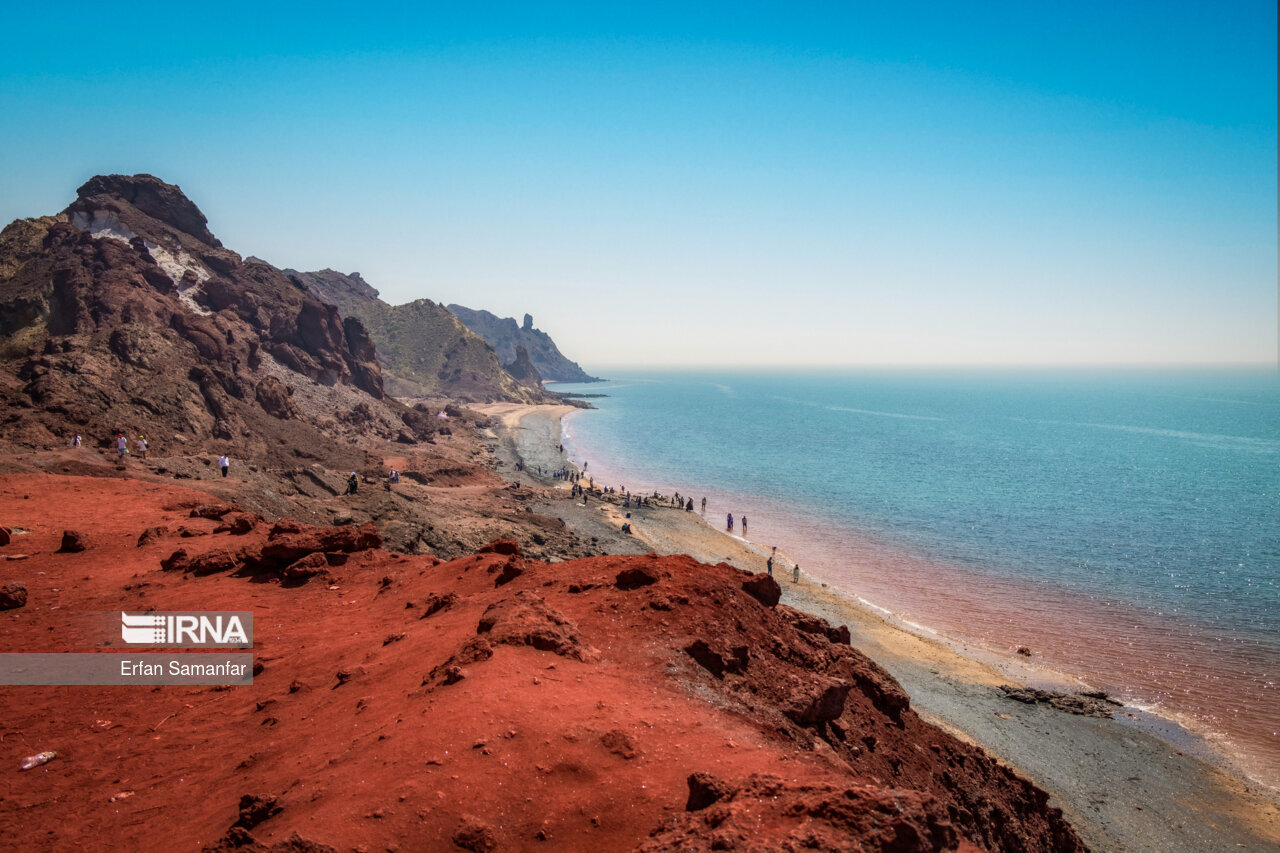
(484, 401), (1280, 852)
(558, 401), (1280, 792)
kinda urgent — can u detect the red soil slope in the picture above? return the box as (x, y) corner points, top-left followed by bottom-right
(0, 475), (1084, 851)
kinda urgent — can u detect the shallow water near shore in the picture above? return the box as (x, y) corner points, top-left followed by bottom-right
(554, 367), (1280, 791)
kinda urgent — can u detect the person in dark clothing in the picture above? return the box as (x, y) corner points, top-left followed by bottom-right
(345, 472), (359, 495)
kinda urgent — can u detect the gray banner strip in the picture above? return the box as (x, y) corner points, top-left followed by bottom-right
(0, 654), (254, 685)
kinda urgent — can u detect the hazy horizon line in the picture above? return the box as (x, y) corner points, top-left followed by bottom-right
(562, 361), (1280, 375)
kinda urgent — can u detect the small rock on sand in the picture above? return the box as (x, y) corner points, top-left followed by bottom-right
(0, 582), (28, 610)
(58, 530), (88, 553)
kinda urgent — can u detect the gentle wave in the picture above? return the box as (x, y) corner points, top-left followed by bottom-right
(772, 395), (944, 422)
(825, 405), (945, 422)
(1041, 420), (1280, 453)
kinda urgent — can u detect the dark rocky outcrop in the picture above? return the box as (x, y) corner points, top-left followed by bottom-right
(741, 572), (781, 607)
(999, 684), (1122, 718)
(58, 529), (88, 552)
(160, 520), (382, 583)
(501, 345), (542, 390)
(477, 539), (519, 556)
(233, 793), (283, 830)
(615, 566), (660, 590)
(685, 772), (733, 812)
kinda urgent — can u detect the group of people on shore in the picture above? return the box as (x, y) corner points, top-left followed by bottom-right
(539, 437), (802, 585)
(547, 459), (802, 583)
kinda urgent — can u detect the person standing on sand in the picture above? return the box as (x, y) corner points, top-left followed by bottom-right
(116, 433), (127, 458)
(792, 563), (800, 583)
(701, 497), (706, 514)
(726, 512), (734, 532)
(767, 546), (776, 576)
(135, 435), (148, 459)
(742, 516), (748, 536)
(686, 498), (693, 511)
(218, 454), (230, 477)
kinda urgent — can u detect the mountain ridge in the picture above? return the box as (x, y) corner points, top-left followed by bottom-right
(285, 267), (548, 403)
(448, 304), (601, 383)
(0, 174), (454, 468)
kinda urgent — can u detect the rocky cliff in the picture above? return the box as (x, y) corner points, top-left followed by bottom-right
(287, 268), (541, 402)
(448, 305), (600, 383)
(0, 175), (444, 466)
(0, 475), (1087, 852)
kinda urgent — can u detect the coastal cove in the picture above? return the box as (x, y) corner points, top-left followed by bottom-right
(493, 369), (1280, 850)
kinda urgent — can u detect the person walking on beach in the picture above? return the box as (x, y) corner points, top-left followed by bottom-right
(726, 513), (734, 532)
(701, 497), (706, 514)
(742, 516), (748, 536)
(218, 454), (230, 477)
(792, 563), (800, 584)
(686, 498), (693, 511)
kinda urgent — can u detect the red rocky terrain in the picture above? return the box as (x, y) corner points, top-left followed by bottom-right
(0, 474), (1085, 851)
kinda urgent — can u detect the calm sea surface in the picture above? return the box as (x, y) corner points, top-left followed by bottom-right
(553, 368), (1280, 789)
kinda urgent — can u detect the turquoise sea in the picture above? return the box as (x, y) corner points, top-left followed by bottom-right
(553, 368), (1280, 789)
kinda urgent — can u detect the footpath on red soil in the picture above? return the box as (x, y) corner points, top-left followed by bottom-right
(0, 475), (1084, 851)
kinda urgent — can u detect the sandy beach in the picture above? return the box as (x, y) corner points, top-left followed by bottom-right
(484, 402), (1280, 853)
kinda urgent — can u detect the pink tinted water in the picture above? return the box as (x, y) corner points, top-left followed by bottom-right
(563, 415), (1280, 792)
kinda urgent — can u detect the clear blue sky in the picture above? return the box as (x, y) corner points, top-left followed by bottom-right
(1, 2), (1275, 367)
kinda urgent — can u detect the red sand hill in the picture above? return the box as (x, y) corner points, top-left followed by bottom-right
(0, 475), (1085, 852)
